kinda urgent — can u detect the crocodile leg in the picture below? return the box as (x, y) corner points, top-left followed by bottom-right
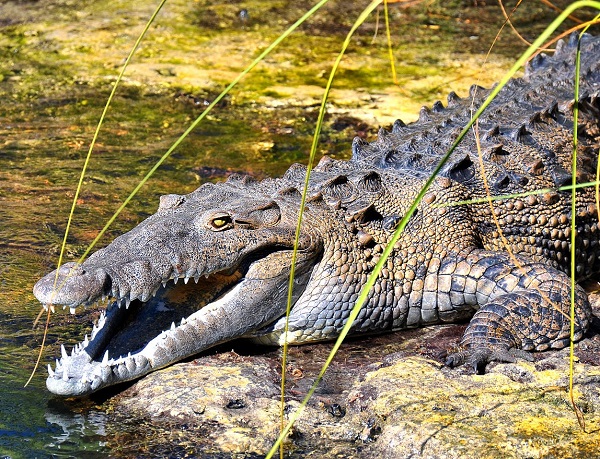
(445, 248), (593, 373)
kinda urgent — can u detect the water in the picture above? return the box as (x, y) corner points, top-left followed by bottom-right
(0, 0), (586, 456)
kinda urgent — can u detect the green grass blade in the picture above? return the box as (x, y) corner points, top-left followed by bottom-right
(272, 2), (383, 456)
(74, 0), (333, 266)
(570, 29), (582, 430)
(383, 0), (398, 84)
(434, 180), (600, 207)
(568, 13), (600, 430)
(268, 0), (600, 452)
(25, 0), (169, 389)
(54, 0), (168, 287)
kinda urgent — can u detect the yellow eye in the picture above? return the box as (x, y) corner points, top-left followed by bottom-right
(210, 215), (232, 230)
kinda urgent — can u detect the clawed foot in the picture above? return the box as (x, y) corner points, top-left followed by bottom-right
(445, 346), (534, 374)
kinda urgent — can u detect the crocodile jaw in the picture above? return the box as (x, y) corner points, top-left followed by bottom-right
(41, 251), (317, 396)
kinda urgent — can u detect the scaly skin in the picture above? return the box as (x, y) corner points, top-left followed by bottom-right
(34, 34), (599, 396)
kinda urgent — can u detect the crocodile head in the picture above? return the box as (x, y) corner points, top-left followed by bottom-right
(34, 176), (323, 396)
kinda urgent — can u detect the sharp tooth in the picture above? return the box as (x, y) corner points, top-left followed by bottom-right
(170, 322), (176, 331)
(162, 280), (168, 288)
(184, 277), (189, 284)
(180, 317), (187, 325)
(70, 307), (76, 315)
(43, 304), (48, 312)
(56, 359), (62, 371)
(84, 334), (89, 347)
(173, 275), (179, 285)
(125, 298), (131, 309)
(151, 287), (159, 297)
(48, 364), (55, 377)
(194, 276), (199, 283)
(50, 304), (55, 313)
(62, 369), (69, 381)
(61, 344), (68, 360)
(102, 350), (109, 366)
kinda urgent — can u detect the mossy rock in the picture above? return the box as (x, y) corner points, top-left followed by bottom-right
(105, 332), (600, 458)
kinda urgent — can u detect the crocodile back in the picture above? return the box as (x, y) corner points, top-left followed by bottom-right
(349, 34), (600, 278)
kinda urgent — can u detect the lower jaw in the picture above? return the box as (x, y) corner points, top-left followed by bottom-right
(47, 272), (243, 396)
(47, 249), (321, 396)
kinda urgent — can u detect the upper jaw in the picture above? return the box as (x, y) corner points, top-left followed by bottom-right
(33, 255), (243, 311)
(33, 235), (319, 314)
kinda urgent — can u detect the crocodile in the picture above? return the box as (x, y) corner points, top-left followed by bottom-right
(34, 34), (600, 396)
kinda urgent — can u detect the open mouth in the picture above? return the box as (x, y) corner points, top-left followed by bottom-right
(46, 271), (240, 395)
(36, 249), (320, 396)
(90, 272), (243, 361)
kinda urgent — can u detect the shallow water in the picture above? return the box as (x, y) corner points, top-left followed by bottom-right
(0, 0), (590, 456)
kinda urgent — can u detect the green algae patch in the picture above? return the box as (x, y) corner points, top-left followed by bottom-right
(514, 415), (570, 438)
(350, 354), (600, 459)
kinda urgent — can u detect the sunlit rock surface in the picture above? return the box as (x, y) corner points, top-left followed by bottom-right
(106, 292), (600, 458)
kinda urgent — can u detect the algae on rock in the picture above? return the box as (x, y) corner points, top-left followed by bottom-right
(106, 329), (600, 458)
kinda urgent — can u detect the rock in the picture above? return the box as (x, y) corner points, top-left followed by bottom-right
(110, 353), (283, 454)
(106, 332), (600, 458)
(348, 355), (600, 459)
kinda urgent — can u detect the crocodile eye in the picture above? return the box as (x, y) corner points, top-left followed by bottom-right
(209, 214), (233, 231)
